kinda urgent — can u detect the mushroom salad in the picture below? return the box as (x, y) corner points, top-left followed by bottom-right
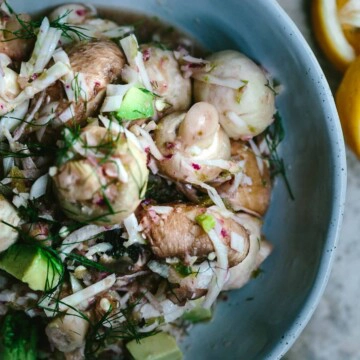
(0, 2), (287, 359)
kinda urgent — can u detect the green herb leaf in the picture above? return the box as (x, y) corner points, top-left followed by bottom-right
(264, 112), (295, 200)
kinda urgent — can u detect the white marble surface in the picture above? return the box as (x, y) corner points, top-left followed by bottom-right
(276, 1), (360, 359)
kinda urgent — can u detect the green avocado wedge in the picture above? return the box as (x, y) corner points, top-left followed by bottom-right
(126, 332), (183, 360)
(116, 87), (155, 121)
(0, 244), (63, 291)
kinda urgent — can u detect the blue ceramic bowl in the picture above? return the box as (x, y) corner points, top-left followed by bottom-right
(13, 0), (347, 358)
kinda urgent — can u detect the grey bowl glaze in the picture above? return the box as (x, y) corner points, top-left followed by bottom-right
(11, 0), (347, 359)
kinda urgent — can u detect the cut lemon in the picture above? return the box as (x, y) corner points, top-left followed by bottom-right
(312, 0), (360, 71)
(340, 0), (360, 53)
(336, 56), (360, 157)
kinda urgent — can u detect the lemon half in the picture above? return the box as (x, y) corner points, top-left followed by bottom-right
(312, 0), (359, 71)
(336, 56), (360, 157)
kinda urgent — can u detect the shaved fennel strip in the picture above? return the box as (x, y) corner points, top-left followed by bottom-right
(195, 159), (241, 173)
(100, 84), (133, 113)
(35, 102), (59, 140)
(34, 28), (62, 74)
(53, 49), (76, 101)
(230, 232), (245, 253)
(182, 55), (209, 64)
(120, 34), (139, 68)
(47, 274), (116, 314)
(203, 228), (229, 309)
(226, 111), (249, 130)
(58, 104), (75, 124)
(99, 114), (123, 134)
(132, 125), (163, 160)
(59, 225), (116, 261)
(123, 213), (146, 247)
(135, 51), (153, 92)
(102, 26), (135, 38)
(124, 128), (142, 151)
(13, 62), (70, 106)
(120, 34), (153, 91)
(110, 158), (129, 183)
(248, 139), (264, 175)
(29, 174), (49, 200)
(13, 91), (46, 141)
(2, 157), (14, 176)
(149, 206), (173, 215)
(20, 17), (50, 77)
(0, 100), (30, 139)
(192, 73), (246, 89)
(193, 181), (227, 211)
(85, 242), (113, 257)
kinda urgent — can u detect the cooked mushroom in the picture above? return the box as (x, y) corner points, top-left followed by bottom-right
(223, 213), (272, 291)
(193, 50), (276, 140)
(166, 262), (212, 305)
(52, 125), (149, 225)
(49, 4), (95, 25)
(0, 195), (21, 253)
(45, 40), (125, 127)
(140, 44), (192, 114)
(49, 4), (124, 42)
(139, 204), (250, 267)
(0, 12), (34, 62)
(155, 102), (231, 183)
(45, 309), (89, 353)
(216, 141), (271, 215)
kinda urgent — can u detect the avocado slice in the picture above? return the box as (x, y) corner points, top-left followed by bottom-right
(116, 87), (155, 120)
(126, 332), (183, 360)
(182, 307), (212, 323)
(0, 244), (63, 291)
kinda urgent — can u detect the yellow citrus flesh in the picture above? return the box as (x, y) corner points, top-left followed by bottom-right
(336, 56), (360, 157)
(338, 0), (360, 53)
(312, 0), (356, 71)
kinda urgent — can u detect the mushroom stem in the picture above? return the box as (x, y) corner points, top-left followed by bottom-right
(179, 102), (220, 148)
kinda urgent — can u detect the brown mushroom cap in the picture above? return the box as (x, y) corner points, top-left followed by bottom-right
(45, 40), (125, 127)
(0, 13), (34, 62)
(217, 141), (271, 215)
(139, 204), (250, 267)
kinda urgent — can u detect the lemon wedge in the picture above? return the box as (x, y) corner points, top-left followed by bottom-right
(336, 56), (360, 157)
(312, 0), (358, 71)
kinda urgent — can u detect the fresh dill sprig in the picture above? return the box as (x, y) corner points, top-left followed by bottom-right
(65, 252), (112, 273)
(50, 11), (92, 41)
(265, 79), (278, 96)
(85, 297), (158, 358)
(56, 125), (82, 165)
(0, 139), (56, 159)
(265, 112), (295, 200)
(71, 73), (88, 104)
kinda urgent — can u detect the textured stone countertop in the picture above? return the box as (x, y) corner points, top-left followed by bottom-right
(277, 1), (360, 359)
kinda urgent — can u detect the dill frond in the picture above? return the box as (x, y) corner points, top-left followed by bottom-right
(264, 112), (295, 200)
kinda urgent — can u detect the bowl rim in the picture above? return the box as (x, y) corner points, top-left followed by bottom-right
(1, 0), (347, 358)
(263, 1), (347, 359)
